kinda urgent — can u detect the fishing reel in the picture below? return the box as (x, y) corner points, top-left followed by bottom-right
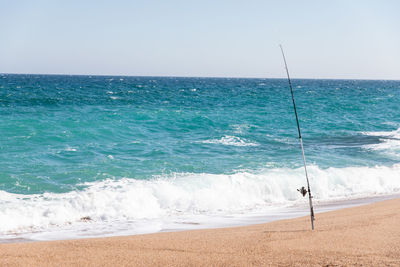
(297, 186), (308, 197)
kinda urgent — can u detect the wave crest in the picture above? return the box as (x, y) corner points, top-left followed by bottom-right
(200, 135), (259, 147)
(362, 128), (400, 157)
(1, 164), (400, 235)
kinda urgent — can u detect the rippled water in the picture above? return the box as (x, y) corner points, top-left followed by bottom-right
(1, 74), (399, 239)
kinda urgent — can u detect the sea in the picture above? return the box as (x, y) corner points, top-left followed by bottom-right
(1, 74), (399, 242)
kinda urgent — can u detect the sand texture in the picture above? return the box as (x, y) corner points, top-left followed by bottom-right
(1, 198), (399, 266)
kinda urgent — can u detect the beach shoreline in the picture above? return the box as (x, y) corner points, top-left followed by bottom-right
(1, 196), (399, 266)
(2, 193), (399, 244)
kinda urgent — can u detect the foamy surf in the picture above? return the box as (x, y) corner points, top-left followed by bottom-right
(361, 128), (400, 158)
(200, 135), (259, 147)
(1, 164), (399, 241)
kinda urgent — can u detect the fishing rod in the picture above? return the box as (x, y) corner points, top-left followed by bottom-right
(279, 44), (315, 230)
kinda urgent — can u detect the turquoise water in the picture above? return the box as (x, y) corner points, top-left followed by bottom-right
(1, 74), (400, 238)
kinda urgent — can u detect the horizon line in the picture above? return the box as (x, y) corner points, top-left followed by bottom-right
(1, 72), (399, 82)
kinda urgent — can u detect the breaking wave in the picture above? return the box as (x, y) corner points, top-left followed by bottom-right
(362, 128), (400, 158)
(1, 164), (399, 235)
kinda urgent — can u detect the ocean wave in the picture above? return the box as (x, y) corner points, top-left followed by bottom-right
(200, 135), (259, 147)
(361, 128), (400, 157)
(362, 128), (400, 138)
(1, 164), (400, 235)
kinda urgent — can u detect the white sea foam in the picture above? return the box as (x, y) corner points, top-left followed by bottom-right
(362, 128), (400, 137)
(361, 128), (400, 157)
(201, 135), (259, 147)
(1, 164), (400, 239)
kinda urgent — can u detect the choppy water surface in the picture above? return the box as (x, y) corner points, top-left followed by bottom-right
(1, 74), (399, 240)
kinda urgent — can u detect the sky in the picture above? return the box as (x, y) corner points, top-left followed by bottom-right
(0, 0), (399, 79)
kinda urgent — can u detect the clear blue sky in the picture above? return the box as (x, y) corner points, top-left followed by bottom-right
(1, 0), (399, 79)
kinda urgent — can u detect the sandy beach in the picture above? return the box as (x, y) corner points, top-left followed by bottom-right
(0, 198), (399, 266)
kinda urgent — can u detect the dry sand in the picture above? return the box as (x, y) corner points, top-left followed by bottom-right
(1, 198), (399, 266)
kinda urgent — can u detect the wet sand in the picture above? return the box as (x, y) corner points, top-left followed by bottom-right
(1, 198), (399, 266)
